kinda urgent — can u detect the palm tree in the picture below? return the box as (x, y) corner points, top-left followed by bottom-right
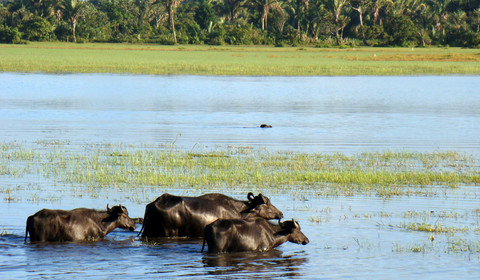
(145, 0), (168, 30)
(9, 2), (34, 27)
(222, 0), (247, 22)
(370, 0), (389, 25)
(321, 0), (349, 44)
(249, 0), (284, 32)
(135, 0), (165, 36)
(286, 0), (310, 39)
(473, 8), (480, 33)
(58, 0), (87, 42)
(415, 2), (434, 46)
(32, 0), (56, 18)
(163, 0), (183, 43)
(429, 0), (451, 39)
(450, 10), (467, 30)
(350, 0), (369, 44)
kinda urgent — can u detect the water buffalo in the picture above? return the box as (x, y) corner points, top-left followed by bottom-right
(139, 193), (283, 238)
(202, 218), (309, 253)
(25, 205), (137, 242)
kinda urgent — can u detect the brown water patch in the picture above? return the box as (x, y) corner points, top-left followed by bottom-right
(353, 53), (480, 62)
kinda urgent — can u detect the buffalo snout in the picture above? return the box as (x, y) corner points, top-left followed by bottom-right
(117, 213), (137, 232)
(252, 204), (284, 220)
(268, 206), (284, 220)
(275, 212), (284, 220)
(298, 232), (309, 245)
(125, 220), (137, 231)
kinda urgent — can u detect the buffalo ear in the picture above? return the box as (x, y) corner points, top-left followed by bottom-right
(281, 220), (296, 232)
(247, 192), (254, 201)
(258, 194), (266, 204)
(106, 204), (110, 212)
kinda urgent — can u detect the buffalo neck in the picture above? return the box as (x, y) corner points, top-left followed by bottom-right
(271, 224), (290, 248)
(87, 211), (117, 235)
(101, 217), (120, 235)
(200, 194), (255, 216)
(238, 200), (257, 215)
(272, 234), (289, 248)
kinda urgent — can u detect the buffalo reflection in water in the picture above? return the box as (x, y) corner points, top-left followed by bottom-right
(202, 249), (307, 277)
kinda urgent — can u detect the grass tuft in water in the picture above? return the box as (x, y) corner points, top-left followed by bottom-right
(448, 239), (480, 253)
(0, 228), (10, 236)
(401, 222), (470, 233)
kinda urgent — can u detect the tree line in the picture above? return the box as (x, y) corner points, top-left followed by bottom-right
(1, 0), (479, 47)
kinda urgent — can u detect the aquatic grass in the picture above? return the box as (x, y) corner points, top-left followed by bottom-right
(0, 148), (35, 161)
(448, 239), (480, 253)
(393, 242), (432, 253)
(0, 164), (24, 176)
(401, 210), (465, 219)
(0, 228), (10, 236)
(401, 222), (470, 233)
(394, 239), (480, 254)
(2, 188), (18, 202)
(2, 142), (479, 197)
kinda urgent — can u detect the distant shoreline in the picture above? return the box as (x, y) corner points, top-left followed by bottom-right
(1, 42), (479, 76)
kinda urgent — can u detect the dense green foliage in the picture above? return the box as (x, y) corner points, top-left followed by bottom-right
(0, 0), (479, 47)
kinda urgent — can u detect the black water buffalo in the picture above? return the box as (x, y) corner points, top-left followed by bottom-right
(202, 218), (309, 253)
(25, 205), (137, 242)
(140, 193), (283, 238)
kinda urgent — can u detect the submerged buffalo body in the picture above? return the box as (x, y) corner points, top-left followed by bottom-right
(140, 193), (283, 238)
(202, 218), (309, 253)
(25, 205), (137, 242)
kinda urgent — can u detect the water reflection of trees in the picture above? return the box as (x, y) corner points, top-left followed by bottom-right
(202, 249), (306, 278)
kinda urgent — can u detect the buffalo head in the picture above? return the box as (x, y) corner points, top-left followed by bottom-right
(107, 204), (136, 231)
(245, 193), (283, 220)
(280, 219), (309, 245)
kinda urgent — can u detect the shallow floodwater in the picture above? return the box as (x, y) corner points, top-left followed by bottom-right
(1, 73), (479, 154)
(1, 73), (480, 279)
(2, 187), (480, 279)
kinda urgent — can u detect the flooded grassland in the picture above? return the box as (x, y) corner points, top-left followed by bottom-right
(1, 74), (479, 279)
(1, 143), (479, 279)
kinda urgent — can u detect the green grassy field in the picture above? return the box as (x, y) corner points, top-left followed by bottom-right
(1, 42), (479, 75)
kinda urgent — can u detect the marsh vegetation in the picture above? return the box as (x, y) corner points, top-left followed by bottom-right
(2, 142), (479, 198)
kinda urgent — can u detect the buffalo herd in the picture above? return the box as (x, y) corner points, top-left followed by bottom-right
(25, 192), (309, 253)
